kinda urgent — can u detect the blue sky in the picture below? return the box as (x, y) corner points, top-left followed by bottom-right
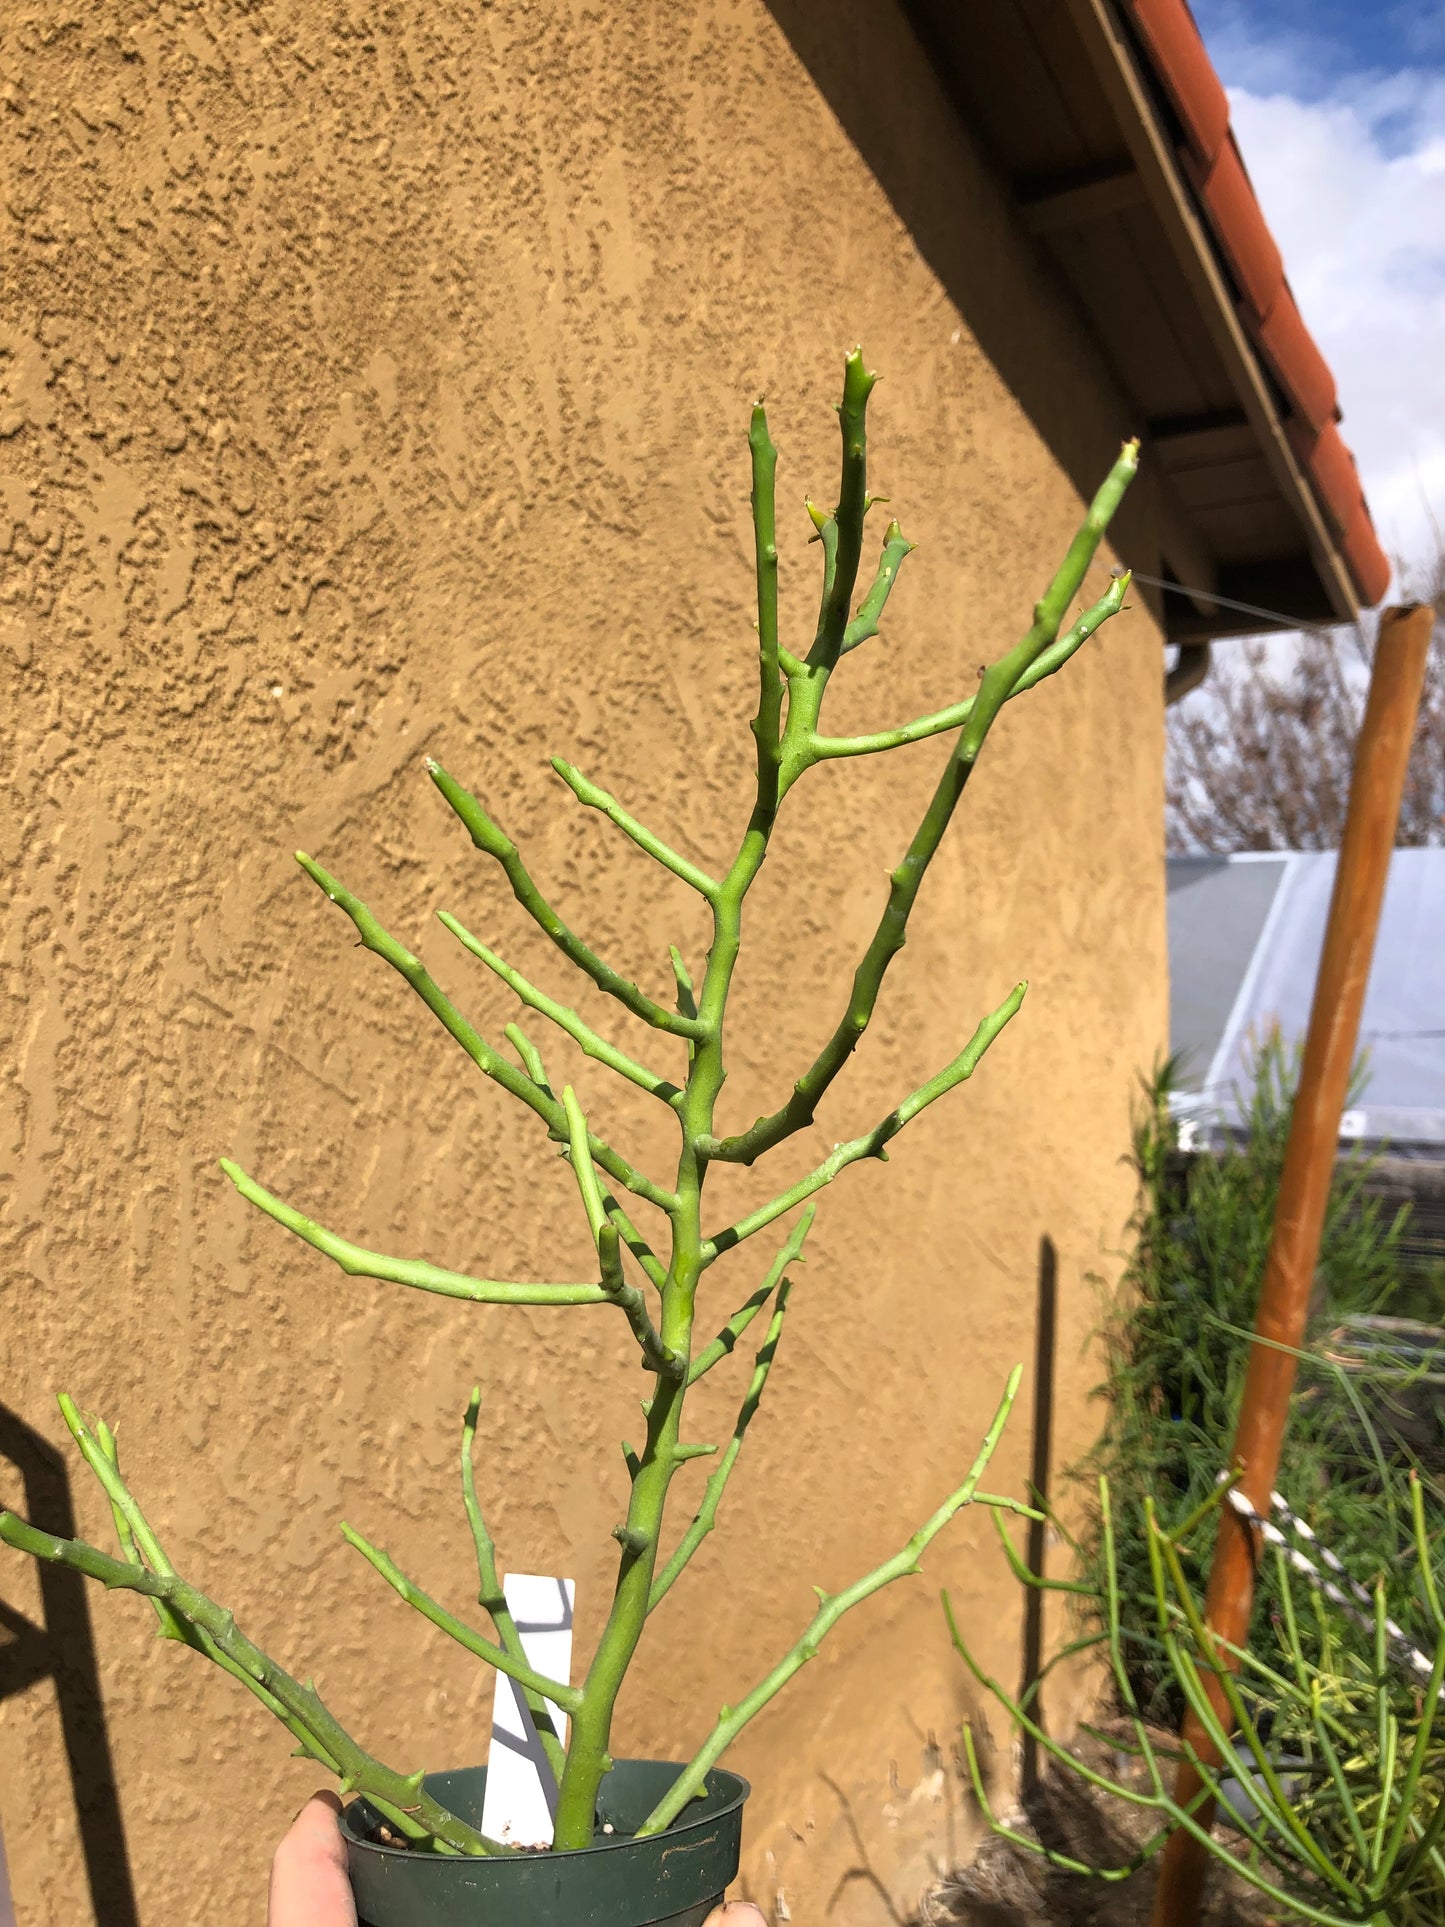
(1195, 1), (1445, 103)
(1189, 0), (1445, 576)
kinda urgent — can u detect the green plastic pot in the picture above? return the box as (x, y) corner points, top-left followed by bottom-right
(342, 1762), (749, 1927)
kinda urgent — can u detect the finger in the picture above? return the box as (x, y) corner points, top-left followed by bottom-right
(703, 1907), (768, 1926)
(268, 1790), (356, 1927)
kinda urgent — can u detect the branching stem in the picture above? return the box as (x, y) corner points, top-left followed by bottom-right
(0, 1404), (502, 1857)
(427, 760), (703, 1039)
(439, 912), (683, 1108)
(550, 759), (721, 902)
(461, 1388), (567, 1783)
(2, 355), (1139, 1863)
(703, 983), (1026, 1255)
(636, 1365), (1024, 1835)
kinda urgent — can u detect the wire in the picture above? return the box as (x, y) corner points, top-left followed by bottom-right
(1121, 568), (1320, 633)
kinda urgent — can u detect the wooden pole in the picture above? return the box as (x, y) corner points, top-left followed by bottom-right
(1149, 603), (1434, 1927)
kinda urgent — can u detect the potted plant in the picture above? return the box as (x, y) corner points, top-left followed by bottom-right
(0, 353), (1137, 1926)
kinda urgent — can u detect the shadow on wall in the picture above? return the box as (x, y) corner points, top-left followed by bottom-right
(0, 1407), (139, 1927)
(819, 1237), (1064, 1925)
(1021, 1234), (1058, 1801)
(759, 0), (1152, 563)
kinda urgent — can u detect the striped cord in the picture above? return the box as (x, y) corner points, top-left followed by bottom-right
(1220, 1481), (1439, 1689)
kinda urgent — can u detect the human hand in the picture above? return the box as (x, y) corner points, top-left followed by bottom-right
(269, 1792), (769, 1927)
(268, 1792), (356, 1927)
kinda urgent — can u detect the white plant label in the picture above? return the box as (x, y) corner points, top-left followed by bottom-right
(480, 1573), (576, 1849)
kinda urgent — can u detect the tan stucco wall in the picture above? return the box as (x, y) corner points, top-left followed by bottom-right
(0, 2), (1169, 1922)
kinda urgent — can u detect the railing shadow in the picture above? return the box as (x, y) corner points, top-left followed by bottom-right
(0, 1405), (139, 1927)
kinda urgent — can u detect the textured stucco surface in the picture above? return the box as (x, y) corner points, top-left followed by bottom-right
(0, 2), (1168, 1922)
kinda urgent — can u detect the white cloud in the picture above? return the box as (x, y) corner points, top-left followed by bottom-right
(1222, 66), (1445, 575)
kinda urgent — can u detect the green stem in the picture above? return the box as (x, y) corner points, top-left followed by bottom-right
(649, 1273), (795, 1612)
(705, 982), (1026, 1254)
(957, 442), (1138, 764)
(221, 1161), (609, 1307)
(840, 518), (914, 655)
(811, 573), (1130, 761)
(294, 854), (677, 1212)
(688, 1209), (814, 1384)
(460, 1388), (567, 1783)
(806, 349), (875, 671)
(551, 1363), (691, 1844)
(561, 1089), (684, 1380)
(716, 452), (1136, 1167)
(959, 1723), (1177, 1880)
(749, 401), (783, 814)
(0, 1418), (500, 1858)
(550, 759), (720, 901)
(427, 759), (702, 1038)
(340, 1523), (582, 1712)
(550, 390), (816, 1841)
(638, 1365), (1023, 1836)
(438, 912), (683, 1107)
(502, 1036), (667, 1292)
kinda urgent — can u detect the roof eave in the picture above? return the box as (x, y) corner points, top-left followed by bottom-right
(1074, 0), (1384, 628)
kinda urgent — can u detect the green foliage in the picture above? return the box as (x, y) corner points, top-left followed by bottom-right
(1079, 1036), (1430, 1711)
(952, 1475), (1445, 1926)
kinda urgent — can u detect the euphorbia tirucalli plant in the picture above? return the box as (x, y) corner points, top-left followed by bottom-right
(0, 355), (1137, 1867)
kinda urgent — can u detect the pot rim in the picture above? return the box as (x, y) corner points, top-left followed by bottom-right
(342, 1760), (750, 1863)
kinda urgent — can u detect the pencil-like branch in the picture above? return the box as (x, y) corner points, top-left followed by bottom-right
(956, 1473), (1445, 1926)
(811, 573), (1131, 761)
(340, 1523), (582, 1714)
(438, 911), (682, 1108)
(636, 1365), (1025, 1836)
(688, 1207), (815, 1385)
(426, 759), (702, 1039)
(221, 1161), (610, 1308)
(957, 441), (1139, 764)
(704, 983), (1026, 1255)
(561, 1088), (685, 1380)
(0, 1402), (500, 1857)
(1010, 567), (1132, 698)
(294, 853), (676, 1213)
(549, 759), (720, 901)
(497, 1022), (668, 1291)
(714, 444), (1135, 1168)
(505, 1020), (552, 1091)
(668, 946), (698, 1024)
(750, 401), (784, 810)
(840, 518), (914, 655)
(460, 1387), (566, 1783)
(602, 1188), (669, 1293)
(803, 497), (839, 646)
(497, 1017), (670, 1290)
(650, 1277), (795, 1612)
(806, 349), (876, 671)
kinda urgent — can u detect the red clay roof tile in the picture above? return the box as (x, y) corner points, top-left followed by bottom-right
(1293, 420), (1361, 541)
(1255, 285), (1339, 433)
(1120, 0), (1390, 606)
(1196, 138), (1285, 317)
(1129, 0), (1229, 163)
(1343, 496), (1393, 606)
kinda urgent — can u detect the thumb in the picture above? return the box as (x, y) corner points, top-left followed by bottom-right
(704, 1908), (768, 1926)
(268, 1790), (356, 1927)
